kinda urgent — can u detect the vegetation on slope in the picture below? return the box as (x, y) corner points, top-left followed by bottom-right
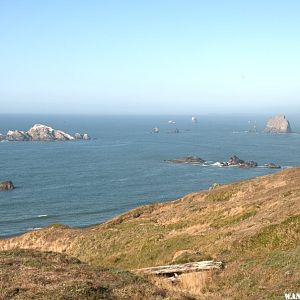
(1, 168), (300, 299)
(0, 249), (191, 300)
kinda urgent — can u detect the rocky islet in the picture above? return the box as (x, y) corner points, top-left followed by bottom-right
(0, 124), (90, 142)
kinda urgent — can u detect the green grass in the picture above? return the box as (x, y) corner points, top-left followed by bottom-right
(210, 210), (257, 229)
(205, 187), (238, 202)
(235, 215), (300, 253)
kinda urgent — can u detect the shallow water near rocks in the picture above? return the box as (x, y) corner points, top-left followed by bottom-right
(1, 114), (300, 237)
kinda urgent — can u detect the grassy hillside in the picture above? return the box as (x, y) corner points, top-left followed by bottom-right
(0, 249), (191, 300)
(1, 168), (300, 299)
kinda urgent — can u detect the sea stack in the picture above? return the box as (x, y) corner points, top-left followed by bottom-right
(265, 115), (292, 133)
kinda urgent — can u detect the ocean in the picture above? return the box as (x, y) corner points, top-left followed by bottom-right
(1, 114), (300, 237)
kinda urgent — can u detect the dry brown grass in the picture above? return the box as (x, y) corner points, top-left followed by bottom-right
(151, 271), (217, 300)
(0, 249), (190, 300)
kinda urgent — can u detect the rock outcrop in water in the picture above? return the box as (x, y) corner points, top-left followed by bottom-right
(0, 181), (14, 190)
(220, 155), (258, 168)
(265, 115), (292, 133)
(221, 156), (280, 169)
(164, 156), (205, 164)
(27, 124), (75, 141)
(165, 155), (281, 169)
(3, 124), (91, 142)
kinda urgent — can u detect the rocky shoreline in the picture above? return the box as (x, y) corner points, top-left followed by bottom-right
(0, 124), (90, 142)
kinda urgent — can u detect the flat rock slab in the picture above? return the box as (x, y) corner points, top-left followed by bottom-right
(164, 156), (205, 164)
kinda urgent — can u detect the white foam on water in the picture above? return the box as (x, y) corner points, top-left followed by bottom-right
(26, 227), (42, 231)
(211, 162), (223, 167)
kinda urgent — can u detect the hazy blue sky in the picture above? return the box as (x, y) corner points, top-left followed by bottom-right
(0, 0), (300, 114)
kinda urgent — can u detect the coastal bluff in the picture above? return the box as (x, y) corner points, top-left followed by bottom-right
(0, 168), (299, 299)
(2, 124), (90, 141)
(265, 115), (292, 133)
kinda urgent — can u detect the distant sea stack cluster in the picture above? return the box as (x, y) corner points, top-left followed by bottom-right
(265, 115), (292, 133)
(0, 124), (91, 142)
(165, 155), (281, 169)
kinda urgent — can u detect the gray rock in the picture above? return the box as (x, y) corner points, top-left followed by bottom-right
(0, 181), (14, 190)
(209, 183), (221, 190)
(265, 115), (292, 133)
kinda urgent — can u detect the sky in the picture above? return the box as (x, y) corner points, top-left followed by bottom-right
(0, 0), (300, 115)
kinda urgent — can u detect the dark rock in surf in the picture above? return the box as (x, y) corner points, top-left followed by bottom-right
(239, 161), (258, 168)
(228, 155), (245, 165)
(0, 181), (14, 190)
(221, 155), (258, 168)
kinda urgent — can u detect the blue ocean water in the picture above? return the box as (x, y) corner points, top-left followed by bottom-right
(1, 114), (300, 237)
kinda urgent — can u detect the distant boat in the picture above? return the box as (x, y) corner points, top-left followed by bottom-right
(192, 116), (198, 123)
(151, 127), (159, 134)
(168, 120), (176, 124)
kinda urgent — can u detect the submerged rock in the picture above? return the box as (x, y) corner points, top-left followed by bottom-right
(164, 156), (205, 164)
(265, 115), (292, 133)
(151, 127), (159, 134)
(0, 181), (14, 190)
